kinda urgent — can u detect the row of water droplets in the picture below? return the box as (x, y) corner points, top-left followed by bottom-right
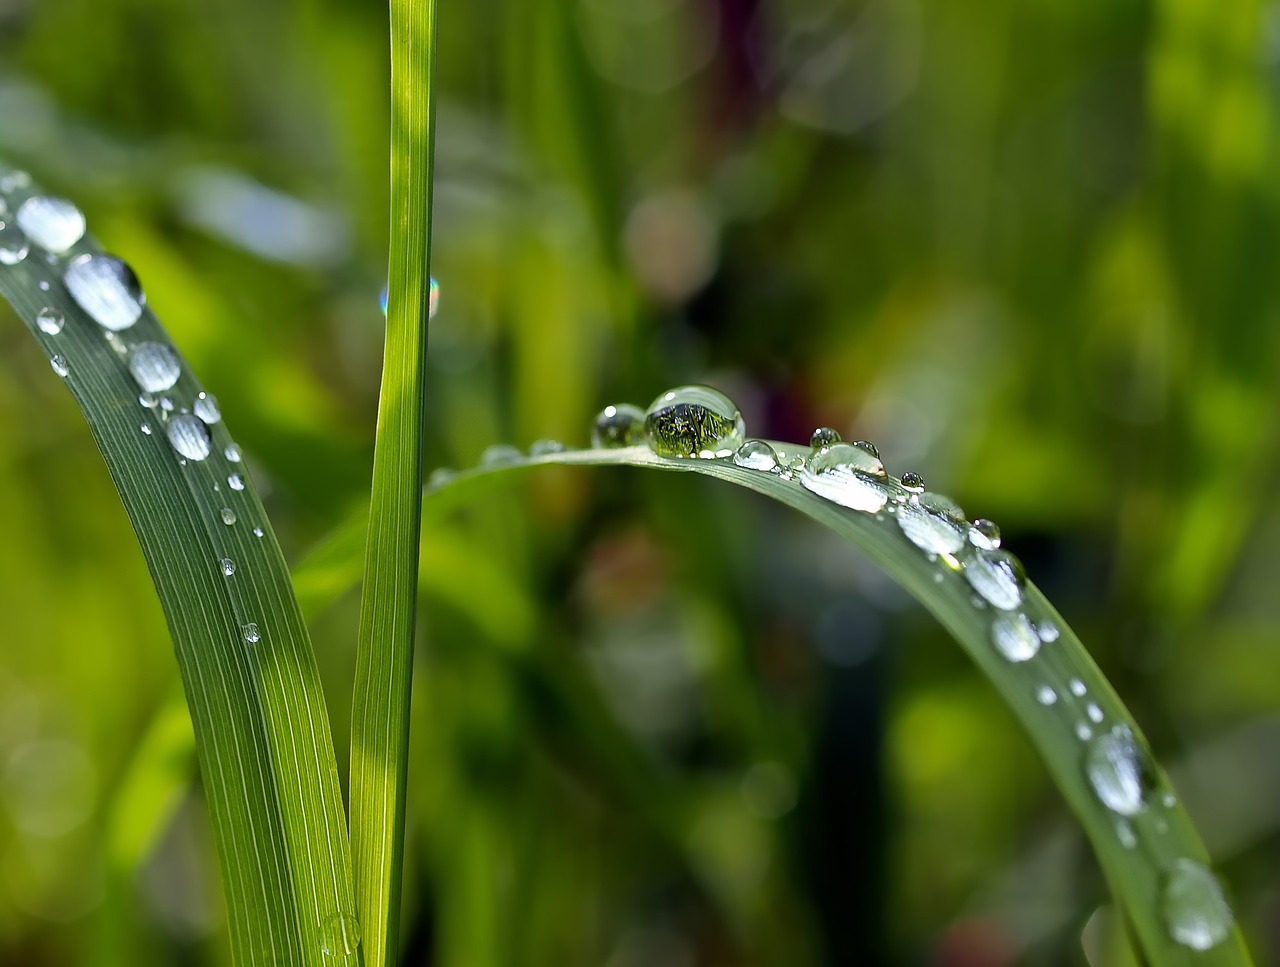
(2, 167), (362, 957)
(438, 383), (1233, 952)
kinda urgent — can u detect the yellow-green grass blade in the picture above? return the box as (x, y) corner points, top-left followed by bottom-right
(0, 175), (358, 965)
(305, 442), (1254, 966)
(348, 1), (438, 964)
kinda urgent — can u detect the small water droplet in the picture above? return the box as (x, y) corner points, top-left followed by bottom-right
(253, 526), (264, 537)
(592, 403), (646, 448)
(969, 518), (1001, 550)
(1117, 820), (1137, 849)
(733, 439), (779, 472)
(1036, 685), (1057, 705)
(140, 422), (152, 435)
(528, 439), (566, 456)
(1076, 723), (1093, 740)
(36, 307), (64, 335)
(1162, 792), (1177, 808)
(480, 443), (521, 467)
(644, 385), (745, 459)
(428, 467), (455, 488)
(1037, 620), (1060, 643)
(38, 280), (50, 291)
(809, 426), (841, 448)
(897, 491), (968, 555)
(224, 444), (242, 462)
(16, 196), (86, 253)
(220, 508), (236, 525)
(800, 443), (890, 513)
(1070, 678), (1087, 697)
(1162, 859), (1233, 951)
(1087, 703), (1104, 724)
(194, 392), (221, 424)
(166, 414), (211, 461)
(320, 913), (362, 960)
(851, 440), (880, 460)
(962, 548), (1025, 610)
(900, 471), (925, 494)
(0, 220), (30, 264)
(778, 451), (805, 479)
(228, 473), (245, 491)
(0, 170), (32, 193)
(64, 253), (145, 330)
(128, 342), (181, 393)
(159, 396), (174, 412)
(139, 392), (156, 408)
(990, 612), (1040, 662)
(50, 354), (69, 377)
(1086, 724), (1155, 816)
(221, 558), (235, 576)
(243, 622), (260, 643)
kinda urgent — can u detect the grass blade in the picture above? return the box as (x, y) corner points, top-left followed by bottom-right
(0, 173), (358, 964)
(348, 1), (438, 963)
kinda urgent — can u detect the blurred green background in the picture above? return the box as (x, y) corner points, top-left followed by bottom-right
(2, 0), (1278, 963)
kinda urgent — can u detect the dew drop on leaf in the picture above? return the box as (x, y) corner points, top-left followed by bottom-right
(644, 385), (745, 459)
(0, 219), (30, 264)
(128, 342), (181, 393)
(49, 354), (69, 377)
(897, 491), (967, 555)
(969, 518), (1001, 549)
(243, 622), (260, 644)
(809, 426), (841, 448)
(1085, 724), (1155, 816)
(733, 439), (779, 471)
(64, 253), (145, 330)
(166, 414), (211, 461)
(16, 196), (86, 253)
(962, 548), (1025, 610)
(36, 307), (64, 334)
(800, 443), (890, 513)
(900, 470), (925, 494)
(990, 612), (1040, 662)
(1163, 859), (1233, 951)
(194, 392), (221, 424)
(480, 443), (521, 467)
(592, 403), (646, 448)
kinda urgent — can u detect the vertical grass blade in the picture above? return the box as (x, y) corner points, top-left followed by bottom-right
(348, 2), (438, 964)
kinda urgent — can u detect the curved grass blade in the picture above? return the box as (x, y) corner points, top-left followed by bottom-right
(0, 173), (359, 965)
(310, 440), (1253, 966)
(348, 1), (439, 964)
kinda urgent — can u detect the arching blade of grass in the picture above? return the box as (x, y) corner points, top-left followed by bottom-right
(306, 442), (1253, 966)
(348, 0), (438, 964)
(0, 177), (358, 965)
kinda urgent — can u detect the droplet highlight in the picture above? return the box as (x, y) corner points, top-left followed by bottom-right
(64, 253), (145, 330)
(644, 385), (745, 459)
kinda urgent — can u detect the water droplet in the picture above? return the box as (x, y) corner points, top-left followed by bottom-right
(243, 622), (260, 643)
(1076, 723), (1093, 741)
(1117, 820), (1137, 849)
(65, 253), (145, 330)
(592, 403), (646, 448)
(16, 196), (85, 253)
(428, 467), (455, 488)
(159, 396), (174, 412)
(1070, 678), (1087, 697)
(0, 220), (30, 264)
(139, 392), (156, 408)
(809, 426), (841, 448)
(528, 439), (566, 456)
(36, 307), (64, 335)
(644, 385), (745, 458)
(194, 392), (221, 424)
(1036, 685), (1057, 705)
(900, 471), (925, 494)
(224, 444), (242, 462)
(990, 612), (1040, 662)
(1162, 859), (1233, 951)
(1163, 793), (1177, 808)
(166, 414), (211, 461)
(851, 440), (880, 460)
(733, 439), (779, 472)
(969, 518), (1001, 550)
(320, 913), (362, 960)
(220, 508), (236, 525)
(140, 422), (152, 435)
(1087, 703), (1104, 724)
(0, 170), (31, 193)
(778, 451), (805, 479)
(128, 342), (181, 392)
(49, 354), (69, 378)
(221, 558), (235, 577)
(252, 526), (264, 538)
(962, 548), (1025, 611)
(480, 443), (521, 467)
(38, 280), (50, 291)
(897, 491), (968, 555)
(1037, 620), (1060, 643)
(228, 473), (245, 491)
(800, 443), (890, 513)
(1086, 724), (1155, 816)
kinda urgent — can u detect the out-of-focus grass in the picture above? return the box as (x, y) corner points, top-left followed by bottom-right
(2, 0), (1279, 963)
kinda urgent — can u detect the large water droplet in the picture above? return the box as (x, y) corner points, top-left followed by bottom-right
(194, 392), (221, 424)
(65, 254), (145, 330)
(50, 354), (69, 378)
(320, 913), (362, 960)
(1085, 724), (1155, 816)
(167, 413), (211, 461)
(480, 444), (521, 467)
(809, 427), (841, 448)
(969, 519), (1001, 550)
(128, 342), (181, 392)
(16, 196), (85, 253)
(0, 220), (29, 264)
(990, 612), (1040, 662)
(800, 443), (890, 513)
(644, 385), (745, 458)
(36, 307), (64, 335)
(733, 439), (779, 471)
(243, 622), (261, 643)
(592, 403), (645, 448)
(897, 492), (968, 555)
(963, 548), (1025, 611)
(1163, 859), (1233, 951)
